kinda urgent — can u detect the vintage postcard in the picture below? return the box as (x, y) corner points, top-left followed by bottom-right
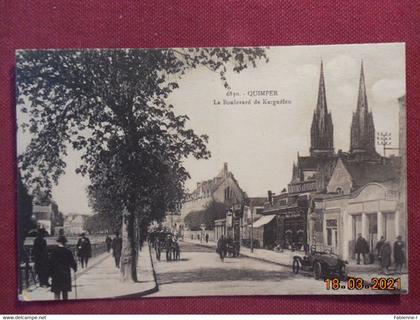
(16, 43), (407, 300)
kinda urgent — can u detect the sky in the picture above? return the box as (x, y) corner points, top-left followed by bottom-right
(17, 43), (406, 215)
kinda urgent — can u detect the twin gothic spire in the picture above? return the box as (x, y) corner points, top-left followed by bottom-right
(310, 60), (376, 156)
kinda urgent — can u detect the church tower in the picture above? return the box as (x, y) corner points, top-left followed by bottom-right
(350, 62), (376, 154)
(310, 61), (334, 157)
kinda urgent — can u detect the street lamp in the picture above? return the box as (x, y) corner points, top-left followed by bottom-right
(376, 131), (391, 157)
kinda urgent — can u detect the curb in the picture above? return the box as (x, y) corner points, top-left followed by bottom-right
(118, 244), (159, 298)
(184, 240), (293, 268)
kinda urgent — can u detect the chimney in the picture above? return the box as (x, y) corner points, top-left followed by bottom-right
(223, 162), (228, 177)
(268, 190), (273, 205)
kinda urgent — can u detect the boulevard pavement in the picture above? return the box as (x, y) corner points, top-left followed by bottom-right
(20, 243), (157, 301)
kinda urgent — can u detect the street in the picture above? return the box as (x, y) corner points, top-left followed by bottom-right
(149, 241), (338, 296)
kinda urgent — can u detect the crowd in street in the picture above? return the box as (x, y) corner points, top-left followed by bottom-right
(30, 229), (122, 300)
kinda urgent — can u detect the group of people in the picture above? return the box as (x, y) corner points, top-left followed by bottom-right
(355, 233), (405, 274)
(31, 229), (123, 300)
(32, 230), (79, 300)
(149, 231), (180, 261)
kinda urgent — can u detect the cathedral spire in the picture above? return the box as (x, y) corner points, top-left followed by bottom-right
(350, 61), (376, 154)
(316, 59), (327, 117)
(310, 60), (334, 157)
(357, 60), (369, 114)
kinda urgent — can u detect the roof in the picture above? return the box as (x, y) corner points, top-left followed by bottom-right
(343, 159), (401, 187)
(246, 197), (267, 207)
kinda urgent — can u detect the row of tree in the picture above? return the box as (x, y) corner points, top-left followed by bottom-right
(17, 48), (267, 282)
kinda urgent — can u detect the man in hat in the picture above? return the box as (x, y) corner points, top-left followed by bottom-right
(394, 235), (405, 274)
(76, 233), (92, 269)
(49, 235), (77, 300)
(112, 232), (123, 268)
(32, 228), (50, 287)
(217, 235), (227, 262)
(355, 233), (369, 265)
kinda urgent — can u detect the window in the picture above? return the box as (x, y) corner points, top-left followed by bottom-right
(327, 228), (332, 246)
(224, 187), (232, 200)
(336, 187), (343, 195)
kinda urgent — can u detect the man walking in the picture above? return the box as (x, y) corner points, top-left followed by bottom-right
(355, 233), (369, 265)
(217, 235), (227, 262)
(76, 233), (92, 269)
(394, 235), (405, 274)
(205, 233), (209, 244)
(105, 234), (112, 253)
(49, 235), (77, 300)
(380, 240), (391, 274)
(375, 236), (385, 257)
(112, 232), (123, 268)
(33, 228), (50, 287)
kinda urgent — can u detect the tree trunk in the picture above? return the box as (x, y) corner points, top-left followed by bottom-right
(120, 209), (138, 282)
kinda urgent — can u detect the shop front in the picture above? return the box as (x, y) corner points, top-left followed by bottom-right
(346, 182), (401, 262)
(276, 208), (308, 251)
(250, 214), (276, 249)
(315, 182), (403, 262)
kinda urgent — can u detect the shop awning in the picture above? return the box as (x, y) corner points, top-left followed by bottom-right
(252, 214), (276, 228)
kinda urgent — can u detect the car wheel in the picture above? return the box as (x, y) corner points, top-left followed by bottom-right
(313, 261), (323, 280)
(292, 259), (300, 274)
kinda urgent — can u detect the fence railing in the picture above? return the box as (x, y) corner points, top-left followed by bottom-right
(19, 242), (108, 291)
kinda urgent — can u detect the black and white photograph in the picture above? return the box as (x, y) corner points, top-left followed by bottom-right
(16, 43), (407, 300)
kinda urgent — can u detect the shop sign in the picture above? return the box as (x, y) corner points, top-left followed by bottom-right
(288, 180), (317, 194)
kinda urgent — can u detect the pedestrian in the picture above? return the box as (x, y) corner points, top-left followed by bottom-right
(394, 235), (405, 274)
(380, 240), (391, 274)
(105, 234), (112, 253)
(49, 235), (77, 300)
(217, 235), (227, 262)
(355, 233), (369, 265)
(32, 228), (50, 287)
(205, 233), (209, 244)
(112, 232), (123, 268)
(375, 236), (385, 258)
(76, 233), (92, 268)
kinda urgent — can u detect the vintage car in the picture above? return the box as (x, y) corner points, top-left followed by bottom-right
(292, 245), (348, 280)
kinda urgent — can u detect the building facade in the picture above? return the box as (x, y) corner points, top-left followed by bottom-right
(63, 213), (89, 235)
(179, 163), (246, 231)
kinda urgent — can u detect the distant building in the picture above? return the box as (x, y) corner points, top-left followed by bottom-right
(63, 213), (89, 235)
(32, 199), (62, 236)
(179, 163), (246, 231)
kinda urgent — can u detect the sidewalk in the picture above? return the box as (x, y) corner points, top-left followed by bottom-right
(20, 243), (157, 301)
(184, 239), (408, 275)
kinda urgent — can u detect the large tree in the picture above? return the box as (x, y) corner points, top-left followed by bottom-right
(17, 48), (267, 281)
